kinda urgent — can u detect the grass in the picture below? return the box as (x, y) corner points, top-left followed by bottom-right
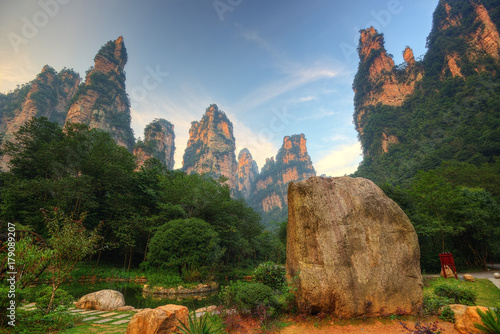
(59, 323), (129, 334)
(423, 277), (500, 308)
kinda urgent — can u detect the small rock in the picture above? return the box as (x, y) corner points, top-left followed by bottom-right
(463, 274), (475, 282)
(493, 272), (500, 279)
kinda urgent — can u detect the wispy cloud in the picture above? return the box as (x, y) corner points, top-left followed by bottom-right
(314, 141), (363, 177)
(295, 108), (336, 121)
(233, 26), (346, 114)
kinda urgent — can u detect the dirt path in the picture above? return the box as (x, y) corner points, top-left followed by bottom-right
(280, 317), (459, 334)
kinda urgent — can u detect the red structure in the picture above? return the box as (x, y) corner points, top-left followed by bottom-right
(439, 252), (458, 279)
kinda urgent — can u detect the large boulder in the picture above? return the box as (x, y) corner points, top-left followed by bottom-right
(454, 306), (490, 334)
(126, 304), (189, 334)
(75, 289), (125, 311)
(286, 176), (423, 317)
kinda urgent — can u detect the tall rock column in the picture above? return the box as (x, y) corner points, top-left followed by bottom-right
(237, 148), (258, 199)
(287, 176), (423, 317)
(182, 104), (238, 190)
(65, 36), (135, 151)
(134, 118), (175, 170)
(0, 66), (80, 170)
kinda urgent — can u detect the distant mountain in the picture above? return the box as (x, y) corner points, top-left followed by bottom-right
(65, 36), (135, 151)
(0, 66), (80, 170)
(134, 118), (175, 170)
(237, 148), (259, 200)
(182, 104), (239, 191)
(181, 106), (317, 225)
(0, 37), (179, 172)
(250, 134), (316, 224)
(353, 0), (500, 185)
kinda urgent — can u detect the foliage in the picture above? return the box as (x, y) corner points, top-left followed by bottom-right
(433, 282), (477, 306)
(0, 235), (52, 289)
(439, 306), (455, 323)
(147, 218), (223, 279)
(474, 308), (500, 334)
(35, 286), (73, 312)
(12, 308), (82, 334)
(145, 272), (184, 288)
(252, 261), (287, 291)
(176, 311), (222, 334)
(42, 208), (102, 314)
(233, 282), (279, 315)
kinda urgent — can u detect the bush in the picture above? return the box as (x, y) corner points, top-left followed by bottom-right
(423, 294), (454, 316)
(434, 283), (477, 305)
(218, 280), (246, 309)
(14, 308), (82, 334)
(35, 287), (74, 313)
(253, 262), (287, 291)
(439, 305), (455, 323)
(147, 218), (224, 281)
(234, 282), (278, 314)
(147, 272), (183, 288)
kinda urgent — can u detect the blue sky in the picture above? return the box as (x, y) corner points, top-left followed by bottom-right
(0, 0), (438, 175)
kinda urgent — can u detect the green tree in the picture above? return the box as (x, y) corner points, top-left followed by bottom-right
(410, 170), (463, 251)
(42, 208), (102, 314)
(147, 218), (224, 278)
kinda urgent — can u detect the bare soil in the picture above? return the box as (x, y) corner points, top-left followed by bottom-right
(231, 316), (459, 333)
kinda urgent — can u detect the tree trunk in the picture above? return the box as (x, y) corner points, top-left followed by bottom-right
(127, 248), (133, 271)
(143, 231), (151, 262)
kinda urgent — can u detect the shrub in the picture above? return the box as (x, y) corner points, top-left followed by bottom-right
(423, 294), (454, 316)
(474, 308), (500, 334)
(147, 218), (224, 280)
(253, 262), (287, 291)
(176, 311), (222, 334)
(234, 282), (278, 314)
(35, 286), (74, 313)
(14, 308), (82, 334)
(434, 283), (477, 305)
(439, 305), (455, 323)
(218, 280), (246, 309)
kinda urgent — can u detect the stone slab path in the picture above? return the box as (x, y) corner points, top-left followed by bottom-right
(18, 304), (134, 326)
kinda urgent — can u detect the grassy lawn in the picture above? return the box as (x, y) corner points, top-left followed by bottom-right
(60, 323), (129, 334)
(424, 276), (500, 308)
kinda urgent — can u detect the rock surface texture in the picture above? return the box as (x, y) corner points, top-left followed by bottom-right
(126, 304), (188, 334)
(75, 289), (125, 311)
(453, 305), (490, 334)
(182, 104), (238, 191)
(134, 118), (175, 170)
(252, 134), (316, 215)
(286, 176), (423, 317)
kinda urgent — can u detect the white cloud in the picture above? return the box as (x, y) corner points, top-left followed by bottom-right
(314, 141), (363, 177)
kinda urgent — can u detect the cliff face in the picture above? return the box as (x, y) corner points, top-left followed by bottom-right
(353, 0), (500, 184)
(182, 104), (238, 190)
(353, 27), (423, 150)
(237, 148), (258, 199)
(0, 66), (80, 170)
(252, 134), (316, 219)
(65, 36), (135, 151)
(134, 118), (175, 170)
